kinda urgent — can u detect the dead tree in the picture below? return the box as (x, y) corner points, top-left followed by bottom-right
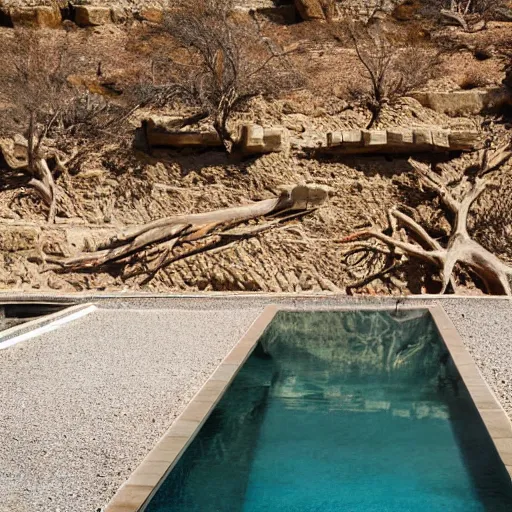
(0, 29), (86, 222)
(341, 141), (512, 295)
(149, 0), (300, 150)
(43, 184), (330, 284)
(0, 29), (142, 222)
(348, 25), (439, 129)
(438, 0), (500, 30)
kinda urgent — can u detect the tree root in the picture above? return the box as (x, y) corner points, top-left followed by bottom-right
(341, 142), (512, 295)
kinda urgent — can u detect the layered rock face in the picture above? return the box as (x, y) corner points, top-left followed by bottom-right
(411, 88), (512, 116)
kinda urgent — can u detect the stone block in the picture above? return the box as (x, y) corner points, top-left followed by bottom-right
(411, 88), (512, 117)
(413, 128), (433, 146)
(363, 130), (387, 146)
(448, 131), (479, 150)
(386, 128), (413, 145)
(431, 129), (450, 148)
(74, 6), (112, 27)
(327, 132), (343, 147)
(237, 124), (289, 155)
(341, 130), (363, 144)
(11, 6), (61, 28)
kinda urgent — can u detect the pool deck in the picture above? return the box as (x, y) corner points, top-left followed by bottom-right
(1, 294), (512, 512)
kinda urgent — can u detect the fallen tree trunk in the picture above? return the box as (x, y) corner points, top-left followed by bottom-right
(48, 184), (331, 282)
(341, 142), (512, 295)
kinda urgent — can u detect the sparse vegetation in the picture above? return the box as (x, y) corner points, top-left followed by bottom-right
(346, 24), (440, 128)
(0, 0), (511, 296)
(143, 0), (301, 150)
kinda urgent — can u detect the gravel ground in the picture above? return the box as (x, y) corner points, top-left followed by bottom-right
(0, 295), (511, 512)
(0, 306), (263, 512)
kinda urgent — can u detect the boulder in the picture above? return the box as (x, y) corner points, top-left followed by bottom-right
(138, 7), (163, 23)
(294, 0), (325, 20)
(236, 124), (289, 155)
(410, 88), (512, 116)
(74, 5), (112, 27)
(11, 5), (61, 28)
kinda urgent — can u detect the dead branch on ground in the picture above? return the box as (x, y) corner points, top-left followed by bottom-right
(44, 184), (331, 284)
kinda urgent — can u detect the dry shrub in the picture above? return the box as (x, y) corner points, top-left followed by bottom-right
(135, 0), (302, 149)
(458, 69), (491, 89)
(346, 23), (441, 127)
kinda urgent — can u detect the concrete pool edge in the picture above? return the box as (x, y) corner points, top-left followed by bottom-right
(104, 304), (512, 512)
(104, 304), (279, 512)
(429, 305), (512, 480)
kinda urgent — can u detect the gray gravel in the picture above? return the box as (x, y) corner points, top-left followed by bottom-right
(0, 295), (511, 512)
(0, 306), (262, 512)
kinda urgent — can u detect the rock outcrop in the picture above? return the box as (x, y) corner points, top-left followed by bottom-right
(410, 88), (512, 117)
(10, 5), (61, 28)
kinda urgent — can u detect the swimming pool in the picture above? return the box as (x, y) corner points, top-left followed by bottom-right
(136, 309), (512, 511)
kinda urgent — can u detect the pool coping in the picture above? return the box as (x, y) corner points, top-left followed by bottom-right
(0, 303), (97, 350)
(104, 304), (512, 512)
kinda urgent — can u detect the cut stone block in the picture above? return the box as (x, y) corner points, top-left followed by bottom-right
(431, 130), (450, 148)
(341, 130), (363, 144)
(363, 130), (387, 146)
(449, 131), (479, 150)
(237, 124), (289, 155)
(386, 128), (413, 145)
(327, 132), (343, 147)
(411, 88), (512, 116)
(413, 128), (433, 146)
(74, 6), (112, 27)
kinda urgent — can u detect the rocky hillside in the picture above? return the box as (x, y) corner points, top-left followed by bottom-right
(0, 0), (511, 295)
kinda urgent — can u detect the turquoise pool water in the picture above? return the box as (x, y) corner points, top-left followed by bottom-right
(145, 310), (512, 512)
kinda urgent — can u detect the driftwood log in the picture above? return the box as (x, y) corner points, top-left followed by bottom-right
(47, 183), (331, 284)
(341, 141), (512, 295)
